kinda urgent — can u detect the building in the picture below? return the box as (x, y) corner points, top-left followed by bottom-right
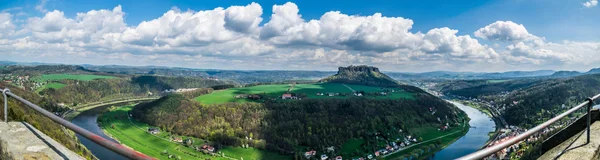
(282, 94), (293, 99)
(321, 154), (328, 160)
(304, 150), (316, 159)
(148, 128), (159, 135)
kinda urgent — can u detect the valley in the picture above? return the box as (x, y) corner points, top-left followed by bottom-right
(3, 63), (600, 160)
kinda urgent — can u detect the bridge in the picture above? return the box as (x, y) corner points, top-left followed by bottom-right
(2, 86), (600, 159)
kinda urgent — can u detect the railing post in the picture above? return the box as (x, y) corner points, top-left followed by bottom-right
(586, 97), (593, 144)
(2, 89), (9, 122)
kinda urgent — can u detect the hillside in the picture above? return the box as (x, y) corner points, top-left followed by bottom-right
(320, 65), (399, 87)
(500, 74), (600, 127)
(130, 66), (465, 158)
(439, 74), (600, 128)
(41, 75), (234, 105)
(0, 83), (95, 159)
(550, 71), (582, 78)
(131, 93), (464, 157)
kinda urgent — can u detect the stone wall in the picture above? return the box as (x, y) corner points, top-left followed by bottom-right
(0, 122), (84, 160)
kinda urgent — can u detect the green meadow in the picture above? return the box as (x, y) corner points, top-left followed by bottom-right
(195, 82), (414, 104)
(100, 106), (290, 160)
(35, 82), (67, 92)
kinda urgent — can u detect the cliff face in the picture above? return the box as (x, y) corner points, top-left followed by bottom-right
(337, 65), (380, 74)
(321, 65), (398, 87)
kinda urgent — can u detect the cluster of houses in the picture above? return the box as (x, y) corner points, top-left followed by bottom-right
(234, 94), (262, 100)
(197, 144), (216, 153)
(304, 135), (419, 160)
(0, 74), (42, 90)
(161, 88), (200, 94)
(315, 92), (341, 97)
(145, 127), (221, 155)
(281, 93), (299, 99)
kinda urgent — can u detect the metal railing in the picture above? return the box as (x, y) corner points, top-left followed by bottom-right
(457, 93), (600, 160)
(1, 88), (155, 160)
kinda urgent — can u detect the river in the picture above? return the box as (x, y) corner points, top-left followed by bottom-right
(429, 101), (496, 159)
(71, 105), (127, 160)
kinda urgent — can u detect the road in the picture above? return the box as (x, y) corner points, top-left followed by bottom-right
(62, 97), (160, 119)
(342, 84), (356, 92)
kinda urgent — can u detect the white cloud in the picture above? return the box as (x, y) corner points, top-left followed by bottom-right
(421, 27), (498, 59)
(583, 0), (598, 8)
(0, 13), (15, 38)
(224, 2), (263, 33)
(505, 42), (572, 64)
(2, 2), (599, 72)
(474, 21), (539, 42)
(25, 6), (126, 43)
(35, 0), (49, 13)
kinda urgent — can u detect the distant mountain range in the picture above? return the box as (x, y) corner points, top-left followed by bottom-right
(3, 60), (600, 80)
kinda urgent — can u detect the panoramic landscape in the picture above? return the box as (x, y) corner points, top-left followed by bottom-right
(2, 0), (600, 160)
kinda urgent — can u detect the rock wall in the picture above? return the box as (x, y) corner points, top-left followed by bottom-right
(337, 65), (380, 75)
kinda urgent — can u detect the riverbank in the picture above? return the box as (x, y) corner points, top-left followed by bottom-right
(454, 100), (503, 148)
(63, 97), (159, 120)
(99, 105), (291, 160)
(426, 101), (497, 159)
(383, 102), (471, 160)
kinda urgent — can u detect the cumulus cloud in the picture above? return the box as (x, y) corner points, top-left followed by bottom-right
(474, 21), (540, 42)
(224, 2), (263, 33)
(0, 13), (15, 38)
(505, 42), (572, 64)
(584, 0), (598, 8)
(421, 27), (498, 59)
(118, 4), (262, 47)
(2, 2), (598, 71)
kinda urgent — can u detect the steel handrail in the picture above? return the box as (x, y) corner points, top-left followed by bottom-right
(458, 93), (600, 160)
(1, 88), (154, 160)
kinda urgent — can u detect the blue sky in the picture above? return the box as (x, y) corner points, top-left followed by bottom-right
(1, 0), (599, 72)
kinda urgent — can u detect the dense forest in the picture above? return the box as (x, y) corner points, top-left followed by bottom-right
(500, 74), (600, 127)
(42, 76), (232, 105)
(0, 83), (95, 159)
(131, 93), (462, 156)
(438, 79), (541, 98)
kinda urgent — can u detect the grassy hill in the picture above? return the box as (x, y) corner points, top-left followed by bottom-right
(194, 82), (414, 104)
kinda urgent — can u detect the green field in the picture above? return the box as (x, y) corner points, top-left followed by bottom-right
(36, 74), (116, 82)
(100, 106), (290, 160)
(35, 82), (66, 92)
(195, 83), (414, 104)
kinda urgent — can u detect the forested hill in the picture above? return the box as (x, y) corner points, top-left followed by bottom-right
(500, 74), (600, 127)
(131, 93), (463, 156)
(42, 75), (234, 105)
(320, 65), (399, 87)
(0, 83), (95, 159)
